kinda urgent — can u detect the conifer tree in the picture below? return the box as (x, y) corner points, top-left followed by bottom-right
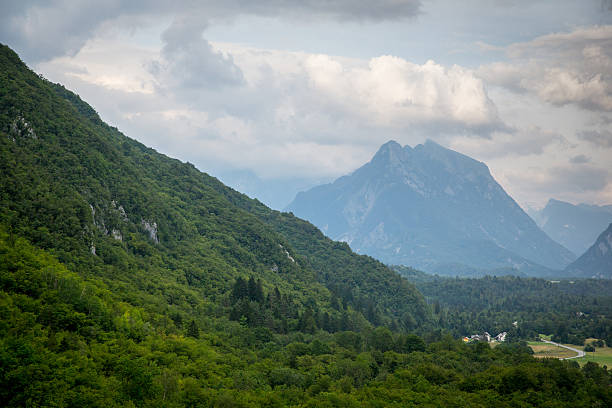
(187, 319), (199, 338)
(247, 277), (259, 302)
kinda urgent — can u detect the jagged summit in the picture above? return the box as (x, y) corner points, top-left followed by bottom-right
(287, 140), (575, 276)
(371, 139), (490, 182)
(370, 140), (405, 167)
(375, 139), (403, 154)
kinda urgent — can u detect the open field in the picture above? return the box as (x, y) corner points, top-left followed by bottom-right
(528, 341), (578, 359)
(570, 345), (612, 368)
(531, 337), (611, 368)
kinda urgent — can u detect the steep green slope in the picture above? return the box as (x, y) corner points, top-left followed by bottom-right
(0, 43), (426, 331)
(214, 191), (429, 328)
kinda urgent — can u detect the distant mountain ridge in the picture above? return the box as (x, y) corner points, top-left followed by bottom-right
(287, 140), (575, 275)
(565, 223), (612, 279)
(529, 199), (612, 256)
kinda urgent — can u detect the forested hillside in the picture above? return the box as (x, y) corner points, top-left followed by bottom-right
(397, 266), (612, 345)
(1, 43), (610, 406)
(0, 43), (427, 333)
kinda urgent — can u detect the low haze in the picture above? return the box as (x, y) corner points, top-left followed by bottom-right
(2, 0), (612, 209)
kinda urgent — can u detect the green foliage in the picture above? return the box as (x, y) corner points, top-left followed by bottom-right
(397, 266), (612, 344)
(187, 319), (199, 339)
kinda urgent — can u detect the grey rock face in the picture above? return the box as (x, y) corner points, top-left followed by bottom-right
(111, 229), (123, 241)
(287, 140), (575, 275)
(9, 114), (37, 140)
(141, 219), (159, 243)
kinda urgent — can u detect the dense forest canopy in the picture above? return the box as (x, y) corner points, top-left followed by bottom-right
(397, 266), (612, 345)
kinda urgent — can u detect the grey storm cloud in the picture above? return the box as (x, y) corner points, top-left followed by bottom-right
(570, 154), (591, 164)
(507, 164), (610, 197)
(549, 165), (610, 192)
(0, 0), (421, 63)
(447, 126), (564, 160)
(148, 16), (244, 92)
(577, 129), (612, 148)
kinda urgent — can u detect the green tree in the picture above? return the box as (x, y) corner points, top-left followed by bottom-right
(187, 319), (199, 338)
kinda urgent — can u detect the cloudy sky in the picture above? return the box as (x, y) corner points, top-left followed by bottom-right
(2, 0), (612, 210)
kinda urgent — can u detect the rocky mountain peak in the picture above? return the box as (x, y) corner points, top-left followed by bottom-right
(371, 140), (405, 167)
(287, 140), (575, 275)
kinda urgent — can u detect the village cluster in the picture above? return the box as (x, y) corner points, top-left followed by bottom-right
(463, 331), (507, 343)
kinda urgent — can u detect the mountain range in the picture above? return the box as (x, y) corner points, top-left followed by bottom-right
(529, 199), (612, 256)
(287, 140), (576, 276)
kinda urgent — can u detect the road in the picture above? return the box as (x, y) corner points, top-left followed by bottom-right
(542, 339), (585, 360)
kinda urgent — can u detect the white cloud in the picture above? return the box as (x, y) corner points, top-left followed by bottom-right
(506, 165), (610, 193)
(25, 8), (612, 209)
(302, 55), (501, 130)
(38, 38), (157, 94)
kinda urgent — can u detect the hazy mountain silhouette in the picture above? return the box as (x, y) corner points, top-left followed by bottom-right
(529, 199), (612, 256)
(564, 223), (612, 279)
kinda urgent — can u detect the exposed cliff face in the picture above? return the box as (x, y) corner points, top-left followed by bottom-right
(287, 140), (575, 275)
(565, 224), (612, 279)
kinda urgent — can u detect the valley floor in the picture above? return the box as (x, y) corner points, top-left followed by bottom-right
(529, 341), (579, 359)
